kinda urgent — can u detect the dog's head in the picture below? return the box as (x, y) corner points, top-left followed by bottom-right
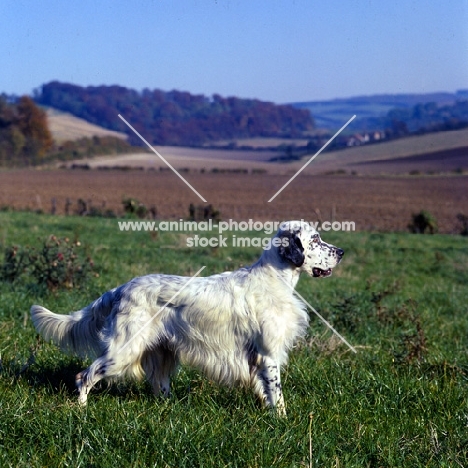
(274, 220), (344, 278)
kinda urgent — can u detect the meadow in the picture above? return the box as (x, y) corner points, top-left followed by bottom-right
(0, 211), (467, 467)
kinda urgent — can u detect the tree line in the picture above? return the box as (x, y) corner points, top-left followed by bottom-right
(0, 95), (140, 167)
(34, 81), (315, 146)
(360, 99), (468, 136)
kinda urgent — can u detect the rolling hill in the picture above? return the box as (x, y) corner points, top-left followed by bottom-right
(292, 90), (468, 131)
(38, 85), (468, 176)
(59, 127), (468, 177)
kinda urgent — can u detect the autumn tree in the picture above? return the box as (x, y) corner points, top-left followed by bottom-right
(0, 95), (53, 166)
(16, 96), (53, 160)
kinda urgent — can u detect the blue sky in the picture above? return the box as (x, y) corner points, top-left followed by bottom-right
(2, 0), (467, 103)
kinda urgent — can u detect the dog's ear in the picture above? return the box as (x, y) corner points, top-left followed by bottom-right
(278, 231), (305, 267)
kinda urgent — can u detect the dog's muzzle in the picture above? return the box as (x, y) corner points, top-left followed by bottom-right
(312, 267), (332, 277)
(312, 248), (344, 278)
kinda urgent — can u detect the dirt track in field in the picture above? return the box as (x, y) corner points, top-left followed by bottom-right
(0, 169), (466, 233)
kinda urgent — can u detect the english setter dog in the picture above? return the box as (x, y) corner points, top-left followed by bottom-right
(31, 220), (343, 415)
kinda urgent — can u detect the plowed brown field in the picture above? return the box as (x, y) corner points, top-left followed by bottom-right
(0, 169), (466, 233)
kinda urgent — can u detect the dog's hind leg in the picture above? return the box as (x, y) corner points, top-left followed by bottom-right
(75, 356), (116, 406)
(75, 333), (152, 405)
(141, 346), (179, 397)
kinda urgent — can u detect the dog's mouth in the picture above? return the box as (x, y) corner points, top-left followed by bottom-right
(312, 267), (332, 278)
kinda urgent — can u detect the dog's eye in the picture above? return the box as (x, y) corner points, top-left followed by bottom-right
(312, 235), (319, 243)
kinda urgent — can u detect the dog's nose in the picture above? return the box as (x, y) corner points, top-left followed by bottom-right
(336, 248), (344, 258)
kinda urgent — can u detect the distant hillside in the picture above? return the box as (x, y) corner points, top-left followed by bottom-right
(34, 81), (314, 146)
(46, 108), (127, 142)
(293, 90), (468, 131)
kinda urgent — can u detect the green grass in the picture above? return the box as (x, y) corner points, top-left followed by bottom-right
(0, 212), (467, 467)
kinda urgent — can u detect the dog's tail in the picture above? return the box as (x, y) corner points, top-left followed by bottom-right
(30, 296), (112, 358)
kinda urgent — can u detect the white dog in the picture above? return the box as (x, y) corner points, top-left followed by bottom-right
(31, 220), (343, 414)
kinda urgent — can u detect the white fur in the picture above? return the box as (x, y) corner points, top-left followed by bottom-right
(30, 220), (343, 414)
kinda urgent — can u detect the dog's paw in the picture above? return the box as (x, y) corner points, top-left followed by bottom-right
(75, 372), (88, 407)
(275, 402), (287, 418)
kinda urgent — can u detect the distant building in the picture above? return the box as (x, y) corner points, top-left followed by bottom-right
(346, 133), (369, 146)
(346, 131), (385, 147)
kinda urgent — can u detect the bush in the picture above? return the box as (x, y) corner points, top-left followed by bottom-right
(0, 245), (29, 282)
(73, 198), (116, 218)
(122, 197), (149, 219)
(0, 235), (94, 290)
(188, 203), (221, 222)
(456, 213), (468, 236)
(408, 210), (438, 234)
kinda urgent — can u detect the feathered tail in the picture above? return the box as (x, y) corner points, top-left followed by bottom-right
(30, 293), (114, 358)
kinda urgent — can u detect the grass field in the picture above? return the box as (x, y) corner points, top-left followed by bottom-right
(0, 211), (467, 467)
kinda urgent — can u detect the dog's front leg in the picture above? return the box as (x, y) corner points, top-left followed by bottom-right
(258, 356), (286, 416)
